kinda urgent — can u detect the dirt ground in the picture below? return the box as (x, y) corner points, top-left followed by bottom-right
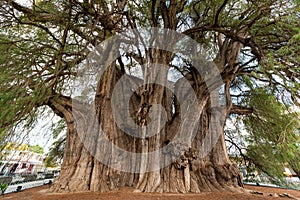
(2, 184), (300, 200)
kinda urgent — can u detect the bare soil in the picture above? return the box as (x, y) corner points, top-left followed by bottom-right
(2, 184), (300, 200)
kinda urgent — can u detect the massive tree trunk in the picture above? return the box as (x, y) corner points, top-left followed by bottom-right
(48, 45), (243, 193)
(48, 64), (139, 192)
(50, 57), (242, 193)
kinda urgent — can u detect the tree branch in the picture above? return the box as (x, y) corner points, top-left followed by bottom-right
(213, 0), (228, 26)
(230, 105), (253, 115)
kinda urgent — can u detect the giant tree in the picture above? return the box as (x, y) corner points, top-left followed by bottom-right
(0, 0), (299, 193)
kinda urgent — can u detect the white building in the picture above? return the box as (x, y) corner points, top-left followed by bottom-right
(0, 147), (44, 175)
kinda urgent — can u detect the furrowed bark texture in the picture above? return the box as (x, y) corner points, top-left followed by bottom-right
(50, 48), (243, 193)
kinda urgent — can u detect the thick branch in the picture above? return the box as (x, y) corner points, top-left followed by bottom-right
(230, 105), (253, 115)
(183, 25), (263, 61)
(213, 0), (228, 26)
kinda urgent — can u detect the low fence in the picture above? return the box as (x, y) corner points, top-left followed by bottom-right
(0, 173), (55, 185)
(4, 178), (54, 194)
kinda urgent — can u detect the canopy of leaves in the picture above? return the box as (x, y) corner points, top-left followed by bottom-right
(226, 88), (300, 183)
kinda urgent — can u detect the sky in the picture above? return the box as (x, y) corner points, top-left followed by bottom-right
(27, 112), (61, 154)
(17, 0), (30, 6)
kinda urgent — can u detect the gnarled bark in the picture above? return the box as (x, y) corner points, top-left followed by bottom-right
(49, 49), (243, 193)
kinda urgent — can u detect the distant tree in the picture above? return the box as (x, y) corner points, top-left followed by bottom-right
(28, 145), (44, 154)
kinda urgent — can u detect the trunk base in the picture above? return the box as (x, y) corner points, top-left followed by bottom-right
(50, 160), (243, 193)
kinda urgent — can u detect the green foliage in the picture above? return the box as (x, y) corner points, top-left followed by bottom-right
(0, 25), (52, 133)
(242, 89), (300, 181)
(0, 129), (7, 152)
(49, 119), (66, 139)
(0, 183), (8, 195)
(44, 137), (65, 167)
(43, 119), (66, 167)
(0, 0), (78, 143)
(28, 144), (44, 154)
